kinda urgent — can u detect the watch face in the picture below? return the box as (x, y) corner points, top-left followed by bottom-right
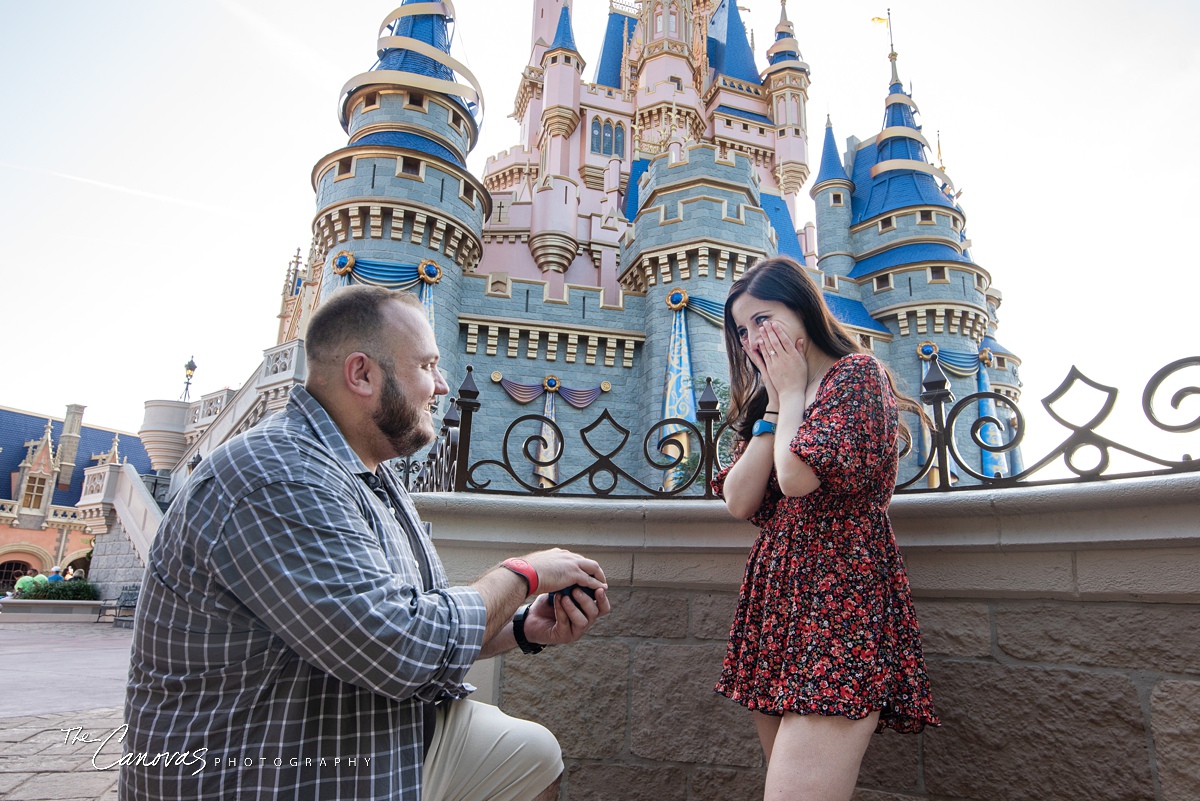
(752, 419), (777, 437)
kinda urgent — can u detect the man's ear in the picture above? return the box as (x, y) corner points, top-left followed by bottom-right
(343, 352), (376, 399)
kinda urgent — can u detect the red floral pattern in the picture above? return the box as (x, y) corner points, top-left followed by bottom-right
(712, 353), (939, 733)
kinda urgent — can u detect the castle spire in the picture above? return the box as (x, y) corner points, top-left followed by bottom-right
(550, 4), (579, 54)
(767, 0), (803, 65)
(708, 0), (760, 85)
(338, 1), (486, 130)
(812, 116), (851, 190)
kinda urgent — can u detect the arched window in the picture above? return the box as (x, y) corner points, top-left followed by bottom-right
(0, 561), (30, 592)
(591, 118), (602, 153)
(614, 124), (625, 159)
(602, 122), (614, 156)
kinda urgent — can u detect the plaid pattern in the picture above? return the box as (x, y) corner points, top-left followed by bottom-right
(122, 386), (486, 800)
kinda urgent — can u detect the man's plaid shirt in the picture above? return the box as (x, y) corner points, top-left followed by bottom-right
(122, 386), (486, 800)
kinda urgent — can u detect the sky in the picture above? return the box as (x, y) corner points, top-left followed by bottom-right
(1, 0), (1197, 468)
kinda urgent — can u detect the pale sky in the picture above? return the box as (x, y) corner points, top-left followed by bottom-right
(1, 0), (1197, 466)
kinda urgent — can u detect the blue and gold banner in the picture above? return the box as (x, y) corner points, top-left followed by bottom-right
(332, 252), (440, 330)
(492, 373), (608, 487)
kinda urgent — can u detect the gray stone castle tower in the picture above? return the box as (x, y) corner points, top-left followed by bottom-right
(275, 1), (1022, 490)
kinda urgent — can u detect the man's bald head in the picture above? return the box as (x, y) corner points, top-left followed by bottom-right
(305, 285), (423, 377)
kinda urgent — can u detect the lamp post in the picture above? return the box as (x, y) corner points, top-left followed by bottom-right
(181, 357), (198, 402)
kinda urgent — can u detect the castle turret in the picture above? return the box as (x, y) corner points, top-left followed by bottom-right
(314, 1), (490, 388)
(529, 5), (584, 280)
(762, 0), (810, 207)
(810, 117), (854, 278)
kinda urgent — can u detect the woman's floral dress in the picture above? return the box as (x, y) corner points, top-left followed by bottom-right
(713, 353), (939, 733)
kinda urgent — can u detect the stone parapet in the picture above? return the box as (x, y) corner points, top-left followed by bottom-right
(419, 472), (1200, 800)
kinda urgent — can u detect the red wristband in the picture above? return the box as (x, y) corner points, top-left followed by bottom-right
(501, 558), (539, 597)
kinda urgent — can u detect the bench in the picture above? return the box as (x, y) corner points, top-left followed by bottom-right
(96, 584), (140, 627)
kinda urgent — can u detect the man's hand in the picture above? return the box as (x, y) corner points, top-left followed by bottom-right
(522, 588), (611, 646)
(520, 548), (607, 595)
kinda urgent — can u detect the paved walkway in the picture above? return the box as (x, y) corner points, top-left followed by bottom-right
(0, 623), (132, 801)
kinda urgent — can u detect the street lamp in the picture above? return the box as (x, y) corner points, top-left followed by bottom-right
(181, 356), (198, 401)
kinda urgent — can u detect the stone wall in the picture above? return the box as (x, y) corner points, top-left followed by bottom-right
(418, 472), (1200, 801)
(88, 517), (146, 601)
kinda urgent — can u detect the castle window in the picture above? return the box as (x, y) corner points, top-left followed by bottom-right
(758, 127), (765, 135)
(564, 56), (571, 65)
(951, 217), (961, 230)
(451, 110), (463, 129)
(407, 91), (426, 109)
(874, 274), (892, 292)
(656, 14), (663, 33)
(742, 123), (749, 131)
(462, 182), (476, 205)
(671, 76), (683, 92)
(336, 156), (354, 179)
(879, 216), (895, 232)
(919, 210), (934, 223)
(615, 124), (625, 159)
(550, 55), (558, 64)
(779, 129), (786, 137)
(20, 474), (47, 510)
(975, 273), (986, 290)
(591, 119), (602, 153)
(995, 356), (1008, 369)
(725, 119), (732, 128)
(0, 561), (31, 591)
(823, 274), (838, 290)
(859, 335), (874, 351)
(400, 157), (421, 176)
(669, 10), (677, 33)
(929, 265), (948, 282)
(793, 128), (801, 136)
(602, 122), (614, 156)
(363, 91), (379, 110)
(830, 192), (844, 207)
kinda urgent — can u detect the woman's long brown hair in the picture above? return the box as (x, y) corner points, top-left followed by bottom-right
(722, 256), (926, 443)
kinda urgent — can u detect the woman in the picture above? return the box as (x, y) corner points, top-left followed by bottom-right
(713, 257), (938, 800)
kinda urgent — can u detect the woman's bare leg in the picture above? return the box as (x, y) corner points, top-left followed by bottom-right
(753, 711), (782, 764)
(762, 711), (879, 801)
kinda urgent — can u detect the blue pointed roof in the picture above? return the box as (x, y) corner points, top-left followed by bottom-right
(594, 9), (637, 89)
(0, 408), (152, 508)
(707, 0), (761, 85)
(813, 119), (850, 187)
(847, 242), (974, 279)
(624, 158), (652, 220)
(377, 0), (454, 82)
(550, 5), (579, 53)
(848, 55), (956, 222)
(760, 193), (802, 262)
(824, 294), (891, 334)
(981, 335), (1017, 359)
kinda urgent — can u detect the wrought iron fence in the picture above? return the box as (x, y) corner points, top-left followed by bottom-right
(397, 357), (1200, 497)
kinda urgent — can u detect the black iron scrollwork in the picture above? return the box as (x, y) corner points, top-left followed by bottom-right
(408, 359), (1199, 498)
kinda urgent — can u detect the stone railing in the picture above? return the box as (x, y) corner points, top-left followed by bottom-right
(169, 340), (308, 494)
(46, 506), (87, 530)
(0, 500), (15, 519)
(417, 471), (1200, 801)
(78, 461), (164, 565)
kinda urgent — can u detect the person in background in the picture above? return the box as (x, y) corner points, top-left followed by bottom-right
(68, 569), (87, 582)
(47, 566), (64, 583)
(13, 570), (38, 595)
(713, 257), (939, 801)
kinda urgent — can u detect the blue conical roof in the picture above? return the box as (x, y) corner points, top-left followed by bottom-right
(550, 5), (579, 53)
(814, 118), (850, 186)
(848, 52), (956, 222)
(376, 0), (454, 82)
(707, 0), (761, 85)
(594, 9), (637, 89)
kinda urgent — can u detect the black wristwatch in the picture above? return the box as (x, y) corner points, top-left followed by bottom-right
(512, 605), (545, 655)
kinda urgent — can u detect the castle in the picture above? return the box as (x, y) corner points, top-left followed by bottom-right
(154, 0), (1023, 496)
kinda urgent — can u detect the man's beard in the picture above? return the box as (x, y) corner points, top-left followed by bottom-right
(373, 369), (436, 457)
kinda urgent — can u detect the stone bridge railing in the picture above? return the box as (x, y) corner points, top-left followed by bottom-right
(417, 471), (1200, 801)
